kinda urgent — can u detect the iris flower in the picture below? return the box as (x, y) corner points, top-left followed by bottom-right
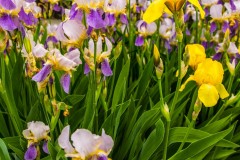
(180, 58), (229, 107)
(23, 121), (50, 160)
(143, 0), (205, 23)
(185, 44), (206, 69)
(84, 36), (113, 77)
(58, 125), (114, 160)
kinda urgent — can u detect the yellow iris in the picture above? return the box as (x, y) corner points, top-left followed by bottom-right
(185, 44), (206, 70)
(180, 58), (229, 107)
(143, 0), (205, 23)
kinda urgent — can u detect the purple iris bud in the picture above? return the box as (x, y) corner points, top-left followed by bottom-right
(135, 36), (144, 46)
(0, 14), (18, 31)
(53, 4), (61, 12)
(32, 64), (52, 82)
(84, 63), (91, 75)
(42, 141), (49, 154)
(98, 155), (108, 160)
(24, 144), (37, 160)
(229, 0), (236, 10)
(222, 21), (229, 33)
(120, 14), (128, 25)
(107, 13), (116, 26)
(87, 9), (107, 29)
(0, 0), (16, 10)
(212, 53), (222, 60)
(210, 22), (217, 33)
(101, 59), (113, 77)
(60, 73), (71, 94)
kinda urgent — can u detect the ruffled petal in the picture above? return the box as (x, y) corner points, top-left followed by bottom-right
(143, 0), (167, 24)
(198, 84), (219, 107)
(215, 84), (229, 99)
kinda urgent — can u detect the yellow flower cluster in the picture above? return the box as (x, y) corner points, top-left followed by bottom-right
(180, 44), (229, 107)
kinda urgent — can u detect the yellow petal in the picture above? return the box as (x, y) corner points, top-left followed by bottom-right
(185, 44), (206, 69)
(143, 0), (167, 23)
(215, 84), (229, 99)
(188, 0), (205, 19)
(198, 84), (219, 107)
(179, 75), (194, 91)
(164, 6), (173, 15)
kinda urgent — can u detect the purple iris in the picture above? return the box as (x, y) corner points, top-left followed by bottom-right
(32, 64), (52, 82)
(101, 59), (113, 77)
(24, 144), (37, 160)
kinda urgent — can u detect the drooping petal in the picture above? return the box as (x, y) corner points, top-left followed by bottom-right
(179, 75), (195, 91)
(24, 145), (37, 160)
(58, 125), (75, 154)
(32, 65), (52, 82)
(198, 84), (219, 107)
(60, 73), (71, 94)
(84, 63), (91, 75)
(188, 0), (205, 19)
(120, 14), (128, 24)
(215, 84), (229, 99)
(0, 14), (18, 31)
(0, 0), (16, 10)
(101, 59), (113, 77)
(210, 22), (217, 33)
(135, 36), (144, 46)
(98, 154), (108, 160)
(42, 141), (49, 154)
(143, 0), (167, 23)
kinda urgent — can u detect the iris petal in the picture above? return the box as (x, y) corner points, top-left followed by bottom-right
(188, 0), (205, 19)
(198, 84), (219, 107)
(215, 84), (229, 99)
(143, 0), (167, 23)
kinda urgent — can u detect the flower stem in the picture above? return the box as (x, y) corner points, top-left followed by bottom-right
(163, 121), (170, 160)
(170, 42), (182, 117)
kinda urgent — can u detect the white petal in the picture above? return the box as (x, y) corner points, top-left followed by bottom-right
(26, 121), (50, 141)
(64, 49), (82, 65)
(71, 129), (100, 159)
(99, 129), (114, 154)
(210, 4), (223, 18)
(32, 44), (48, 58)
(58, 125), (75, 154)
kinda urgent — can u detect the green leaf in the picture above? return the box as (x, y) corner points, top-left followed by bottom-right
(169, 127), (239, 148)
(200, 115), (232, 133)
(139, 119), (165, 160)
(169, 126), (234, 160)
(0, 138), (11, 160)
(111, 59), (130, 112)
(62, 95), (85, 106)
